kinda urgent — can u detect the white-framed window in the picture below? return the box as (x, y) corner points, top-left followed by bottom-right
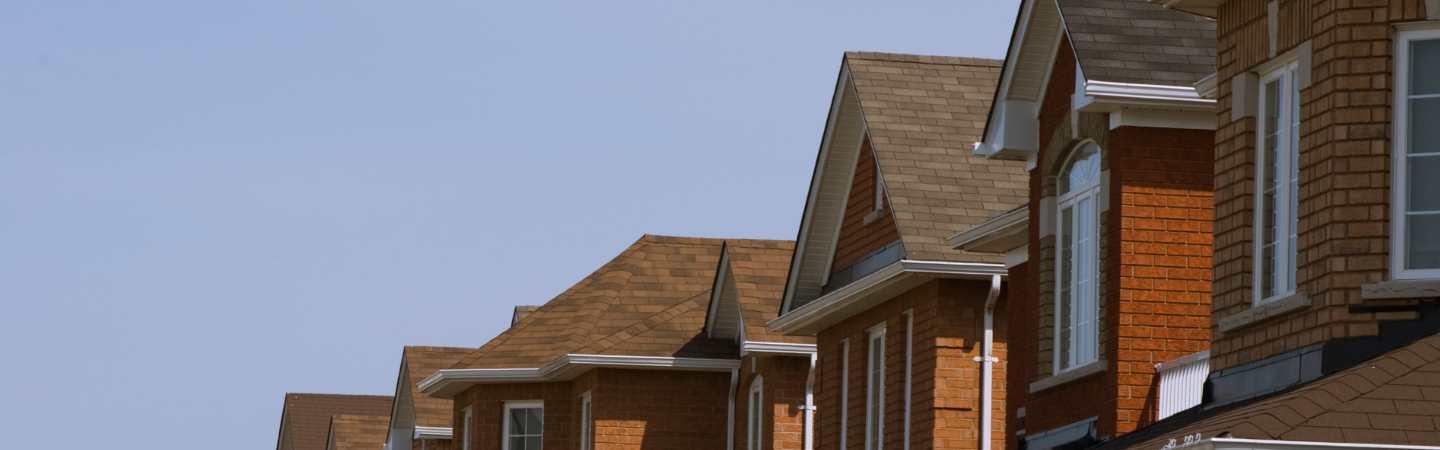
(747, 376), (764, 450)
(502, 401), (543, 450)
(579, 392), (592, 450)
(874, 160), (886, 214)
(461, 406), (473, 450)
(1055, 142), (1102, 372)
(865, 324), (886, 450)
(902, 311), (913, 450)
(839, 338), (850, 450)
(1254, 61), (1302, 303)
(1394, 28), (1440, 279)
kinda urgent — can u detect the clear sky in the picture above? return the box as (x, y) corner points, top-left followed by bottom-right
(0, 1), (1016, 448)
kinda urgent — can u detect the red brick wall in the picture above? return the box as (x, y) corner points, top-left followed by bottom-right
(454, 381), (577, 450)
(814, 278), (1004, 450)
(831, 138), (901, 273)
(734, 355), (810, 450)
(1209, 0), (1428, 371)
(1003, 263), (1032, 450)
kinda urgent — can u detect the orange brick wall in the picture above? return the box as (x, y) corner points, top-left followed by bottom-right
(1209, 0), (1429, 371)
(831, 138), (901, 273)
(734, 354), (811, 450)
(454, 381), (579, 450)
(814, 278), (1005, 450)
(1002, 263), (1033, 450)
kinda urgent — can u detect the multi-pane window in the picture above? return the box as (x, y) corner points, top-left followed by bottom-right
(503, 401), (543, 450)
(579, 393), (592, 450)
(1256, 63), (1301, 303)
(1396, 30), (1440, 278)
(747, 377), (764, 450)
(1056, 143), (1101, 372)
(865, 326), (885, 450)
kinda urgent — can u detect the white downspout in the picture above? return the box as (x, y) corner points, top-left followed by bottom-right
(977, 274), (1003, 450)
(727, 367), (739, 450)
(804, 353), (816, 450)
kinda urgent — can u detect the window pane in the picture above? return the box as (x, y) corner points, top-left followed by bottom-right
(1409, 214), (1440, 270)
(509, 409), (525, 434)
(526, 409), (542, 434)
(1059, 205), (1074, 369)
(1411, 155), (1440, 212)
(1412, 39), (1440, 95)
(509, 437), (525, 450)
(525, 437), (542, 450)
(1411, 98), (1440, 156)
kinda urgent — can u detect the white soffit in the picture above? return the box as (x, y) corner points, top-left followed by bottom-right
(1074, 78), (1217, 113)
(768, 259), (1007, 335)
(949, 206), (1030, 253)
(414, 427), (453, 440)
(741, 341), (818, 357)
(976, 0), (1062, 160)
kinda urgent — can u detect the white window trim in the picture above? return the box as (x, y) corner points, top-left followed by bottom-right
(874, 160), (886, 214)
(865, 324), (886, 450)
(501, 400), (544, 450)
(579, 392), (592, 450)
(839, 338), (850, 450)
(1254, 60), (1302, 304)
(1393, 27), (1440, 280)
(1054, 143), (1102, 374)
(903, 311), (913, 450)
(748, 376), (764, 450)
(462, 406), (473, 450)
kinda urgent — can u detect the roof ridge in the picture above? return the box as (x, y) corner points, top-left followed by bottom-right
(845, 51), (1003, 67)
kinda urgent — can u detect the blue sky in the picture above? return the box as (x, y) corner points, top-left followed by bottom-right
(0, 1), (1015, 448)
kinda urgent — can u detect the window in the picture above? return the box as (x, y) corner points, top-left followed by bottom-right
(503, 401), (543, 450)
(902, 311), (913, 450)
(865, 325), (885, 450)
(1255, 62), (1301, 303)
(1395, 29), (1440, 279)
(1055, 143), (1101, 372)
(747, 377), (764, 450)
(874, 161), (886, 214)
(579, 393), (592, 450)
(462, 407), (473, 450)
(839, 339), (850, 450)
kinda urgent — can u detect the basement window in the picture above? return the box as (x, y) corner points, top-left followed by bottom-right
(1394, 28), (1440, 279)
(503, 401), (543, 450)
(1255, 61), (1301, 304)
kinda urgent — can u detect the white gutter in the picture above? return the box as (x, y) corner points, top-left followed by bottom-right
(804, 353), (816, 450)
(741, 341), (818, 357)
(419, 354), (741, 397)
(975, 275), (1003, 450)
(1181, 438), (1440, 450)
(413, 426), (452, 440)
(769, 259), (1007, 335)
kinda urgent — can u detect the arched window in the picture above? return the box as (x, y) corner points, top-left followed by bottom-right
(1056, 142), (1102, 372)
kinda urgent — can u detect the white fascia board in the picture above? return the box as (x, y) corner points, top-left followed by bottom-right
(1195, 73), (1219, 99)
(551, 354), (740, 373)
(417, 368), (546, 397)
(741, 341), (818, 357)
(948, 206), (1030, 252)
(978, 0), (1040, 160)
(413, 426), (453, 440)
(419, 355), (742, 397)
(1204, 438), (1440, 450)
(1108, 108), (1217, 131)
(1075, 79), (1217, 112)
(976, 99), (1040, 160)
(781, 66), (853, 315)
(768, 259), (1007, 335)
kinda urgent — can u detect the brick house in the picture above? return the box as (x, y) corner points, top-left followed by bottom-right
(385, 346), (471, 450)
(329, 414), (392, 450)
(767, 52), (1030, 450)
(417, 235), (814, 450)
(955, 1), (1221, 448)
(1075, 0), (1440, 448)
(277, 393), (394, 450)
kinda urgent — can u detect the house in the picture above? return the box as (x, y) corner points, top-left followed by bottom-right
(767, 52), (1030, 450)
(385, 346), (472, 450)
(957, 0), (1220, 448)
(1077, 0), (1440, 448)
(277, 393), (394, 450)
(328, 415), (392, 450)
(417, 235), (815, 450)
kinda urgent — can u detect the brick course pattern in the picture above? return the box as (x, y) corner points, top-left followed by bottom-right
(734, 355), (812, 450)
(831, 138), (901, 273)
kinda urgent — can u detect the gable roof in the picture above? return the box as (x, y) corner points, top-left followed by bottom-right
(447, 235), (736, 370)
(398, 346), (469, 429)
(781, 52), (1028, 314)
(1057, 0), (1216, 87)
(1098, 332), (1440, 449)
(277, 393), (392, 450)
(326, 415), (390, 450)
(705, 239), (813, 345)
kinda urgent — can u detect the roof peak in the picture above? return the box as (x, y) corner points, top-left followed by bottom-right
(845, 51), (1003, 67)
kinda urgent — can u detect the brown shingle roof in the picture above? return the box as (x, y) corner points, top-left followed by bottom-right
(402, 346), (469, 428)
(277, 393), (392, 450)
(327, 415), (390, 450)
(1057, 0), (1216, 86)
(844, 52), (1030, 263)
(1105, 332), (1440, 448)
(450, 235), (737, 369)
(725, 240), (813, 344)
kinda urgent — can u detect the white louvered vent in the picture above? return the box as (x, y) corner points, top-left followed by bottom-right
(1156, 350), (1209, 419)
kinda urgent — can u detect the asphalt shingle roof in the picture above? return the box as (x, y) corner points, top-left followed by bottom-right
(401, 346), (469, 428)
(1057, 0), (1217, 86)
(327, 415), (390, 450)
(844, 52), (1030, 263)
(277, 393), (392, 450)
(723, 240), (812, 344)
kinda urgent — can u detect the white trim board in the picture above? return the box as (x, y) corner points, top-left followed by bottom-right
(419, 354), (741, 397)
(769, 259), (1007, 335)
(413, 426), (453, 440)
(741, 341), (818, 357)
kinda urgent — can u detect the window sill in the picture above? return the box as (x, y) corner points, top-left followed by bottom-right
(1216, 292), (1310, 334)
(1028, 360), (1106, 394)
(1361, 278), (1440, 300)
(862, 208), (887, 225)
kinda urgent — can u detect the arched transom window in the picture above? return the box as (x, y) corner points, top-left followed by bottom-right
(1056, 142), (1102, 373)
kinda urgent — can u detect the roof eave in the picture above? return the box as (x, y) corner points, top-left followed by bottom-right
(1206, 438), (1440, 450)
(769, 259), (1007, 335)
(949, 206), (1030, 253)
(1074, 79), (1217, 112)
(740, 341), (818, 357)
(413, 426), (453, 440)
(1151, 0), (1219, 18)
(418, 354), (741, 398)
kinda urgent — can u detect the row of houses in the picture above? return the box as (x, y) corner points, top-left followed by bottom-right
(276, 0), (1440, 449)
